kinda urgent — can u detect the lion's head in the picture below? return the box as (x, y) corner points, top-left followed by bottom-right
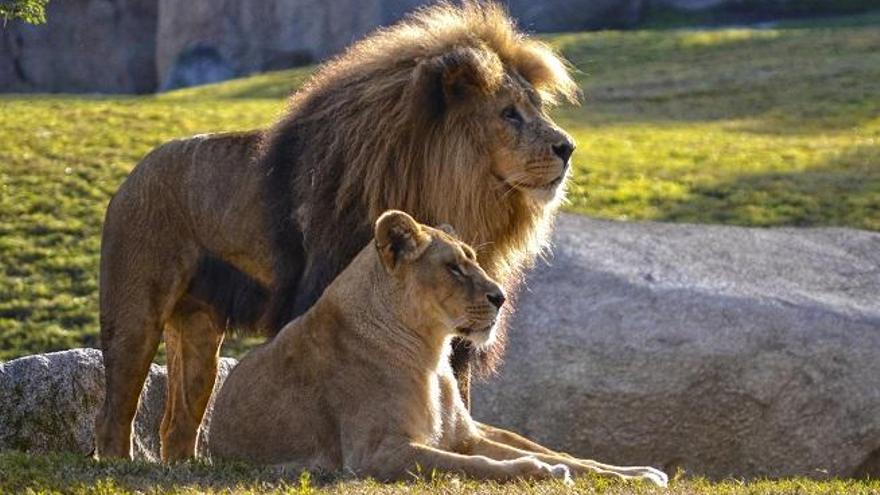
(262, 1), (578, 374)
(374, 210), (505, 348)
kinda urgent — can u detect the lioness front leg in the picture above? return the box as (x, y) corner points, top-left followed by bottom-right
(475, 422), (564, 456)
(365, 442), (570, 483)
(467, 431), (668, 487)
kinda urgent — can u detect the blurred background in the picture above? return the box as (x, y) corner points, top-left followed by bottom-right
(0, 0), (877, 93)
(2, 0), (877, 93)
(0, 0), (878, 359)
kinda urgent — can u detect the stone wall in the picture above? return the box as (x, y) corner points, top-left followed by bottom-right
(1, 0), (868, 94)
(0, 0), (157, 94)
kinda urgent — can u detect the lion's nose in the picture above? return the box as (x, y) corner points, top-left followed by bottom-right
(487, 291), (506, 310)
(552, 140), (575, 164)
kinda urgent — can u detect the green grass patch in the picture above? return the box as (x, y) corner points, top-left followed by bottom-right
(0, 15), (878, 361)
(639, 5), (880, 30)
(2, 451), (879, 495)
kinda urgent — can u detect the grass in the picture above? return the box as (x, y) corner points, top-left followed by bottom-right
(0, 14), (878, 363)
(2, 451), (879, 495)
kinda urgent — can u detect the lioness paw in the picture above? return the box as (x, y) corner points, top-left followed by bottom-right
(508, 457), (559, 481)
(549, 463), (573, 485)
(639, 467), (669, 488)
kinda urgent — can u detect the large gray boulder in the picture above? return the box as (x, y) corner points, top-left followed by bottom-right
(0, 348), (236, 460)
(473, 214), (880, 479)
(0, 0), (157, 94)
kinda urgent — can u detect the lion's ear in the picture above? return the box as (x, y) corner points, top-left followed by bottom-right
(374, 210), (431, 273)
(436, 223), (458, 238)
(413, 46), (504, 117)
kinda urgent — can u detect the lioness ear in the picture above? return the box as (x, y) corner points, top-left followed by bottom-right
(374, 210), (431, 272)
(412, 46), (504, 118)
(436, 223), (458, 238)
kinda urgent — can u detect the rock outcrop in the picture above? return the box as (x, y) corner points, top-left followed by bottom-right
(155, 0), (422, 90)
(10, 0), (862, 94)
(0, 348), (236, 460)
(473, 214), (880, 479)
(0, 0), (157, 94)
(154, 0), (650, 90)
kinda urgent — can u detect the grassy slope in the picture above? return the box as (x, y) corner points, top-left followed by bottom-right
(0, 16), (878, 362)
(2, 451), (879, 495)
(557, 24), (880, 227)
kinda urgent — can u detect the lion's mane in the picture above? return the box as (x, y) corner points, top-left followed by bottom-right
(259, 1), (577, 375)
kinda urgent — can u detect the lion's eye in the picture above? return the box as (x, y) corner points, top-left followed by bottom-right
(501, 105), (523, 125)
(447, 263), (464, 278)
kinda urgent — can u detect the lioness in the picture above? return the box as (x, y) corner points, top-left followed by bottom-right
(208, 210), (668, 486)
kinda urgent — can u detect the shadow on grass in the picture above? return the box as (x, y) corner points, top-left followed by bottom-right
(654, 144), (880, 230)
(0, 451), (318, 494)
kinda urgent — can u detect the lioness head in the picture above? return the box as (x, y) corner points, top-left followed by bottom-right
(374, 210), (505, 347)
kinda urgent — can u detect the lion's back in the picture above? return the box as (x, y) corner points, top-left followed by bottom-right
(102, 130), (274, 284)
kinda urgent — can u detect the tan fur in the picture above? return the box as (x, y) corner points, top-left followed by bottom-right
(95, 1), (577, 461)
(209, 211), (668, 487)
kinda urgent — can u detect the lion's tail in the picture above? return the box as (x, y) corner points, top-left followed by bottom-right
(186, 254), (270, 334)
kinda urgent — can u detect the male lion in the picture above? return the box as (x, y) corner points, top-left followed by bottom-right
(208, 210), (667, 487)
(96, 2), (577, 460)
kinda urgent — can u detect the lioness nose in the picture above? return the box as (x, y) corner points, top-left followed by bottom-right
(487, 291), (506, 310)
(552, 140), (575, 164)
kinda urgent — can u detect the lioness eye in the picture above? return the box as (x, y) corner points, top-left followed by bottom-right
(501, 105), (523, 125)
(447, 263), (464, 278)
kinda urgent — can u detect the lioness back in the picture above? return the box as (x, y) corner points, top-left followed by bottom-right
(208, 306), (347, 467)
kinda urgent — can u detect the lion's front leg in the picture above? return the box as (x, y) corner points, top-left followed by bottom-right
(362, 442), (570, 483)
(466, 428), (668, 487)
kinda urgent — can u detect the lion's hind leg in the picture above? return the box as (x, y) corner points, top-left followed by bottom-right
(95, 308), (164, 459)
(96, 228), (189, 459)
(160, 297), (224, 461)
